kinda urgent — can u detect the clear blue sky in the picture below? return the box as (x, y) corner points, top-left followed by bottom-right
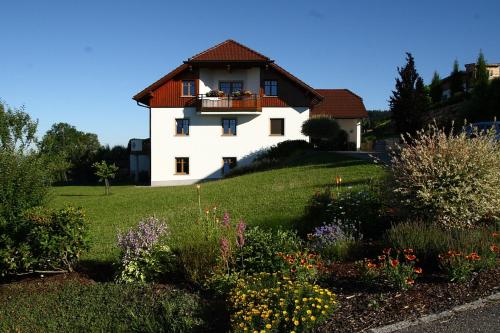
(1, 0), (499, 146)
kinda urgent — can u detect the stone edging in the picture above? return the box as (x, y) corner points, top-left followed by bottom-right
(368, 292), (500, 333)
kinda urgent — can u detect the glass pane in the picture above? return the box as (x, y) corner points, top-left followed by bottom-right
(230, 119), (236, 134)
(220, 82), (231, 95)
(176, 120), (182, 134)
(183, 120), (189, 135)
(183, 82), (189, 96)
(184, 159), (189, 174)
(190, 82), (195, 96)
(271, 85), (277, 96)
(232, 82), (242, 93)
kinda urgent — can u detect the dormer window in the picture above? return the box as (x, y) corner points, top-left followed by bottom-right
(182, 80), (195, 96)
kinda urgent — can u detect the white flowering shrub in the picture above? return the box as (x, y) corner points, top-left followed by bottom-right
(389, 124), (500, 228)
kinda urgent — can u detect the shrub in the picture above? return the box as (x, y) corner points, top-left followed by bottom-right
(357, 248), (423, 290)
(228, 272), (337, 333)
(116, 216), (175, 283)
(301, 117), (340, 148)
(307, 223), (357, 261)
(298, 186), (386, 240)
(389, 124), (500, 228)
(233, 226), (302, 274)
(0, 206), (89, 276)
(255, 140), (313, 162)
(0, 282), (207, 332)
(386, 220), (500, 267)
(226, 140), (312, 178)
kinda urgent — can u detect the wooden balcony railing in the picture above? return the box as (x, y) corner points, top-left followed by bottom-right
(197, 94), (262, 112)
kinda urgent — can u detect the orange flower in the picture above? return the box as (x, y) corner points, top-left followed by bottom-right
(492, 232), (498, 238)
(490, 244), (499, 253)
(406, 278), (415, 286)
(300, 259), (306, 265)
(378, 255), (386, 261)
(335, 175), (342, 185)
(414, 267), (423, 274)
(308, 253), (316, 259)
(290, 267), (297, 273)
(383, 248), (392, 255)
(288, 259), (296, 264)
(468, 252), (481, 261)
(405, 254), (417, 261)
(307, 264), (314, 270)
(390, 259), (399, 267)
(367, 262), (377, 269)
(403, 249), (414, 254)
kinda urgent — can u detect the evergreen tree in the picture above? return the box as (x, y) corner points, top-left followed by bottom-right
(473, 50), (489, 96)
(449, 60), (464, 96)
(389, 52), (430, 136)
(429, 71), (443, 104)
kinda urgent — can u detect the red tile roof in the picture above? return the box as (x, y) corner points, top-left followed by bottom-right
(312, 89), (368, 119)
(188, 39), (270, 62)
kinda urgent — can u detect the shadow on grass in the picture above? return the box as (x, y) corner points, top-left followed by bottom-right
(77, 259), (116, 282)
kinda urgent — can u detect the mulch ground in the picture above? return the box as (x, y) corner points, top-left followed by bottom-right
(320, 264), (500, 332)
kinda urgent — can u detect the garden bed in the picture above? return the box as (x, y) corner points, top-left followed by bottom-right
(2, 265), (499, 333)
(322, 264), (500, 332)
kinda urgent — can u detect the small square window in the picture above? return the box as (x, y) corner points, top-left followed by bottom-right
(264, 80), (278, 96)
(270, 118), (284, 135)
(175, 157), (189, 174)
(175, 119), (190, 135)
(222, 157), (237, 175)
(222, 118), (237, 135)
(182, 80), (195, 96)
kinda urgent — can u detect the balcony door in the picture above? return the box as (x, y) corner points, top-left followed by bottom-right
(219, 81), (243, 95)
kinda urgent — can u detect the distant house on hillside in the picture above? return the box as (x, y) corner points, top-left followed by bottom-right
(441, 62), (500, 100)
(132, 40), (367, 186)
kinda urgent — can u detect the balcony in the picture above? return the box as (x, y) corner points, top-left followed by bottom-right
(197, 94), (262, 113)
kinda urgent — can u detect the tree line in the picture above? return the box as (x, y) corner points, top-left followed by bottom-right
(1, 101), (129, 185)
(390, 51), (500, 137)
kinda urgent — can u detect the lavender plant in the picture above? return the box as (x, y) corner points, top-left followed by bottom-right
(116, 216), (175, 283)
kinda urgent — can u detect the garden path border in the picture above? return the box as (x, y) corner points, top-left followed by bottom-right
(368, 291), (500, 333)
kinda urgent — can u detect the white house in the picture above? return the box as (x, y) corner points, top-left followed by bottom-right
(133, 40), (367, 186)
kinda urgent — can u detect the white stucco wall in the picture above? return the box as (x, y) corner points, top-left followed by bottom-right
(336, 118), (362, 150)
(199, 67), (260, 95)
(150, 107), (309, 186)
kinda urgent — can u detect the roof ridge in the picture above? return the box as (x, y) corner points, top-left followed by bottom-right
(187, 39), (270, 62)
(315, 88), (363, 101)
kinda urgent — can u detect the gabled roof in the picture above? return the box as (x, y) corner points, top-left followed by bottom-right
(312, 89), (368, 119)
(133, 40), (323, 104)
(187, 39), (271, 62)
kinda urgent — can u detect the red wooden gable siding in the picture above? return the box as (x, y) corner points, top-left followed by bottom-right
(149, 69), (199, 108)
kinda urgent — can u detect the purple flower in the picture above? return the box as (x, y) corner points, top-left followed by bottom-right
(236, 220), (246, 248)
(117, 217), (168, 264)
(309, 222), (352, 251)
(220, 237), (230, 261)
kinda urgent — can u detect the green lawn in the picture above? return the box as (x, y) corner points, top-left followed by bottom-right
(49, 152), (384, 263)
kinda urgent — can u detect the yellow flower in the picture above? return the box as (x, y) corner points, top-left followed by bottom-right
(311, 316), (317, 321)
(306, 310), (312, 314)
(294, 320), (300, 326)
(266, 324), (271, 329)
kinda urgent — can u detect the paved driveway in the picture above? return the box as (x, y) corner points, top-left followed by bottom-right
(397, 300), (500, 333)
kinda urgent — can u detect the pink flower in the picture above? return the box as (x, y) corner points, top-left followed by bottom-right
(222, 211), (231, 227)
(236, 220), (246, 248)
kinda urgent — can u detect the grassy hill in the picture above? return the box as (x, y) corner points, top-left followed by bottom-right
(49, 152), (384, 263)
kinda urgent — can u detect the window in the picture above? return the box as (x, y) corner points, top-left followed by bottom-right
(219, 81), (243, 95)
(270, 118), (284, 135)
(222, 118), (237, 135)
(175, 157), (189, 174)
(222, 157), (237, 175)
(175, 118), (190, 136)
(182, 80), (195, 96)
(264, 80), (278, 96)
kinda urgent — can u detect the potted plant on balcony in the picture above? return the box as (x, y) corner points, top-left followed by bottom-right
(242, 90), (253, 97)
(232, 90), (242, 98)
(206, 90), (224, 97)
